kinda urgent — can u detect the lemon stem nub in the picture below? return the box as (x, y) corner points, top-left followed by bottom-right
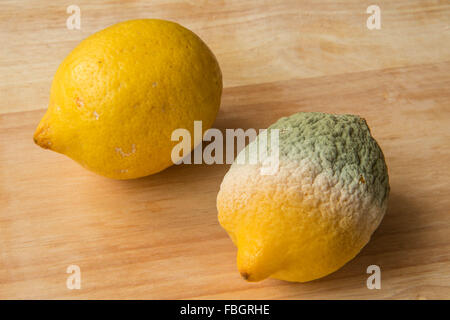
(33, 123), (52, 150)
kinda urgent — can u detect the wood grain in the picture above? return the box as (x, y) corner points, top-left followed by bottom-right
(1, 0), (449, 299)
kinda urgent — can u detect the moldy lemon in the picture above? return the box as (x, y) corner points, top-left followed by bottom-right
(217, 112), (389, 282)
(34, 19), (222, 179)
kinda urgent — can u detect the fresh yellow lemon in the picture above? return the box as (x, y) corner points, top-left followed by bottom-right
(34, 19), (222, 179)
(217, 112), (389, 282)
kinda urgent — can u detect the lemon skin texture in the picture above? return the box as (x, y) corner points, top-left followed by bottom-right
(34, 19), (222, 179)
(217, 112), (390, 282)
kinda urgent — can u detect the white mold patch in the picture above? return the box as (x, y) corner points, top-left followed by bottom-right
(75, 97), (84, 108)
(92, 111), (99, 120)
(115, 144), (136, 157)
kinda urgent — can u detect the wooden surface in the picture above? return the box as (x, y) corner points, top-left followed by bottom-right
(1, 0), (449, 299)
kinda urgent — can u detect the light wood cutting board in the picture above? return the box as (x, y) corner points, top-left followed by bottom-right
(1, 0), (449, 299)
